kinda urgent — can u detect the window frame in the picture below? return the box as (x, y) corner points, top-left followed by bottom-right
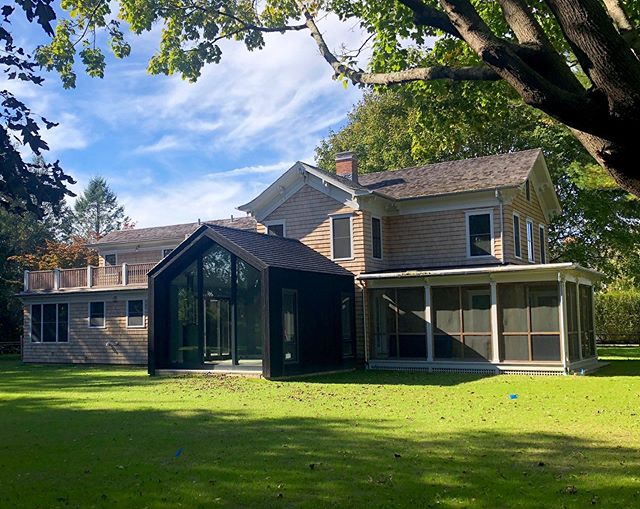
(103, 253), (117, 266)
(88, 301), (106, 329)
(282, 288), (299, 364)
(526, 218), (535, 263)
(371, 216), (383, 260)
(465, 209), (495, 259)
(512, 212), (522, 259)
(538, 224), (546, 264)
(264, 220), (286, 237)
(330, 214), (354, 261)
(126, 299), (145, 329)
(30, 303), (69, 343)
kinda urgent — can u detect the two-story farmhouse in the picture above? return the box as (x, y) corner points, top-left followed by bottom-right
(19, 149), (601, 378)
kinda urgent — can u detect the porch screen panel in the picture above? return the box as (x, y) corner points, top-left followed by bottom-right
(566, 282), (580, 361)
(169, 261), (200, 365)
(530, 285), (560, 360)
(236, 259), (263, 360)
(371, 289), (396, 358)
(579, 285), (596, 358)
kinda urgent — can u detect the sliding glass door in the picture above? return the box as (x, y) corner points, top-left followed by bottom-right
(204, 298), (231, 361)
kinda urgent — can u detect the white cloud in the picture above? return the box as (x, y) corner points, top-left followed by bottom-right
(134, 134), (183, 154)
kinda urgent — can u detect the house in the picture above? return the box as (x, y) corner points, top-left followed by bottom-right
(19, 149), (601, 378)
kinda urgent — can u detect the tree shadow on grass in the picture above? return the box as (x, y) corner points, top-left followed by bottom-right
(1, 397), (638, 509)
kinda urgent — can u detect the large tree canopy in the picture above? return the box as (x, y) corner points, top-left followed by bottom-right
(315, 86), (640, 285)
(38, 0), (640, 196)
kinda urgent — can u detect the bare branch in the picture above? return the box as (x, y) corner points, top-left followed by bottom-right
(602, 0), (640, 54)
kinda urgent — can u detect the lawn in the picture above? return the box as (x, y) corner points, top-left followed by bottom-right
(1, 348), (639, 509)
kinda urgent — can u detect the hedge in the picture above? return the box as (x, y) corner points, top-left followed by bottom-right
(595, 289), (640, 342)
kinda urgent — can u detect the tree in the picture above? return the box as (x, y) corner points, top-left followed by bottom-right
(0, 1), (75, 218)
(38, 0), (640, 197)
(72, 177), (132, 240)
(9, 236), (98, 270)
(315, 87), (640, 284)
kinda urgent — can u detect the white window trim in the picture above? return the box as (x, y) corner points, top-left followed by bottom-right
(88, 301), (107, 329)
(526, 218), (535, 263)
(126, 299), (146, 329)
(30, 303), (70, 343)
(371, 216), (383, 261)
(264, 219), (287, 237)
(103, 253), (117, 266)
(538, 223), (546, 264)
(512, 212), (522, 259)
(465, 209), (495, 259)
(330, 214), (354, 261)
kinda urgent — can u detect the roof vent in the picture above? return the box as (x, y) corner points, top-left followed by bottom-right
(335, 151), (358, 184)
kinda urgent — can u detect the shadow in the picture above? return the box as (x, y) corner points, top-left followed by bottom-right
(2, 359), (639, 508)
(364, 177), (407, 190)
(289, 369), (492, 386)
(594, 347), (640, 377)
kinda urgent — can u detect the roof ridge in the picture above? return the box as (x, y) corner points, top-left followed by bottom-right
(205, 223), (303, 244)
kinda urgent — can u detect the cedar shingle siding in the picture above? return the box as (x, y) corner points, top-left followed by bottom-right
(504, 183), (548, 264)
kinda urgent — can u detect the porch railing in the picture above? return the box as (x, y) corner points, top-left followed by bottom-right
(24, 262), (156, 292)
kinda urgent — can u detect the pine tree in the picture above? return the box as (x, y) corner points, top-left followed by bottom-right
(72, 177), (131, 240)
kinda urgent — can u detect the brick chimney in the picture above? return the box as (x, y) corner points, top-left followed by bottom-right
(335, 151), (358, 183)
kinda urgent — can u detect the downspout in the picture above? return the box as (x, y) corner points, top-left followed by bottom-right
(495, 189), (506, 264)
(362, 282), (370, 369)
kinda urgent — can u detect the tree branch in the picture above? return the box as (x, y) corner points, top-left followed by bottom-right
(397, 0), (461, 38)
(602, 0), (640, 55)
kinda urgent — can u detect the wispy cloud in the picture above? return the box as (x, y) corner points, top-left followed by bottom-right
(134, 134), (184, 154)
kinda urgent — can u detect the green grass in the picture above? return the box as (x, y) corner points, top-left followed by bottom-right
(1, 349), (639, 508)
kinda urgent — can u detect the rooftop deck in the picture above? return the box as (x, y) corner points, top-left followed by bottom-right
(23, 262), (156, 292)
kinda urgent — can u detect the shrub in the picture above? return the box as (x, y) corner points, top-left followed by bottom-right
(595, 289), (640, 342)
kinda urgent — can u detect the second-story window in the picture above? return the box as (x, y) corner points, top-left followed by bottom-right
(372, 217), (382, 260)
(539, 225), (546, 264)
(331, 215), (352, 260)
(467, 211), (493, 257)
(266, 222), (285, 237)
(104, 254), (116, 266)
(526, 219), (535, 262)
(513, 214), (522, 258)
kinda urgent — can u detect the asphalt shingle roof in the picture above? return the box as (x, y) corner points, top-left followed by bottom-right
(94, 216), (256, 245)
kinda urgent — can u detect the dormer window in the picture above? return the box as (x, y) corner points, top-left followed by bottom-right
(265, 221), (286, 237)
(331, 215), (352, 260)
(104, 254), (116, 266)
(466, 210), (494, 258)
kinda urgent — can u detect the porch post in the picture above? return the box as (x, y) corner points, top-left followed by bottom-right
(425, 283), (433, 362)
(362, 284), (370, 366)
(53, 269), (60, 290)
(23, 270), (29, 292)
(490, 281), (500, 363)
(87, 265), (93, 288)
(558, 276), (569, 371)
(122, 263), (128, 286)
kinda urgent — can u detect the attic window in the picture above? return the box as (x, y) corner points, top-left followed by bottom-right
(104, 254), (116, 266)
(525, 179), (531, 201)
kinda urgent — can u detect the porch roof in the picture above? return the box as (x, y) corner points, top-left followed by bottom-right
(358, 263), (603, 281)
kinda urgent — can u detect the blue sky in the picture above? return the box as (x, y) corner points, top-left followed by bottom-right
(8, 12), (365, 227)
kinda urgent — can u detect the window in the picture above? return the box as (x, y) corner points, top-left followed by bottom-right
(467, 211), (493, 257)
(127, 300), (145, 328)
(526, 219), (535, 262)
(539, 225), (546, 263)
(162, 248), (173, 258)
(31, 303), (68, 343)
(566, 282), (580, 361)
(371, 287), (426, 359)
(341, 293), (354, 357)
(433, 286), (492, 360)
(89, 301), (105, 328)
(525, 179), (531, 201)
(331, 215), (352, 260)
(513, 214), (521, 258)
(371, 217), (382, 260)
(499, 283), (561, 362)
(282, 289), (298, 363)
(266, 221), (285, 237)
(104, 254), (116, 266)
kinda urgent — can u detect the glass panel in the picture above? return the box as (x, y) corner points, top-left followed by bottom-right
(267, 224), (284, 237)
(340, 293), (353, 357)
(128, 300), (144, 327)
(500, 284), (528, 332)
(204, 298), (231, 360)
(398, 335), (427, 358)
(462, 287), (491, 333)
(283, 290), (298, 363)
(89, 301), (105, 328)
(396, 288), (425, 333)
(372, 217), (382, 259)
(527, 221), (534, 261)
(170, 261), (199, 366)
(57, 304), (68, 342)
(434, 334), (462, 359)
(31, 304), (42, 342)
(513, 215), (521, 257)
(464, 335), (492, 360)
(532, 335), (561, 361)
(469, 213), (492, 256)
(433, 287), (460, 334)
(332, 217), (351, 258)
(202, 244), (232, 299)
(236, 259), (263, 360)
(42, 303), (57, 342)
(503, 335), (529, 360)
(104, 254), (116, 266)
(530, 285), (559, 332)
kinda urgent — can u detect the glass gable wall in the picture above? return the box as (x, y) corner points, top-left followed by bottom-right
(168, 242), (262, 368)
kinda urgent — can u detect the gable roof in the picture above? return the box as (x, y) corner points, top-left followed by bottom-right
(357, 149), (542, 200)
(149, 224), (353, 278)
(90, 216), (256, 247)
